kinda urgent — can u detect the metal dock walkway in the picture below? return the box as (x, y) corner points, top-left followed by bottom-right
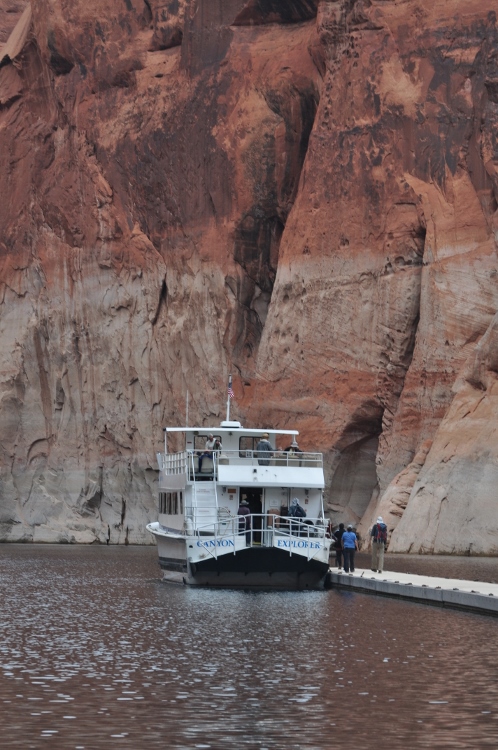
(326, 568), (498, 616)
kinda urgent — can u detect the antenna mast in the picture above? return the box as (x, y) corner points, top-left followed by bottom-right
(226, 374), (234, 421)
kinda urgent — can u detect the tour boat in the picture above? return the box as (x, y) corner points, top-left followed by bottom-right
(147, 387), (331, 589)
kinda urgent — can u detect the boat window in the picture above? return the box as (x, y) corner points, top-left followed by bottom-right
(239, 436), (258, 457)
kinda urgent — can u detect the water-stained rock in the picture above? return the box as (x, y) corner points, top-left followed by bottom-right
(1, 1), (498, 552)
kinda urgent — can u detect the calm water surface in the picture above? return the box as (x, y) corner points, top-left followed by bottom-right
(1, 545), (497, 749)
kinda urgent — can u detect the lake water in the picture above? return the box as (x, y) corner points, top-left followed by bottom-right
(1, 544), (497, 749)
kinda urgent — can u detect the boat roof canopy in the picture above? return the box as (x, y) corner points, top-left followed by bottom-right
(164, 425), (298, 436)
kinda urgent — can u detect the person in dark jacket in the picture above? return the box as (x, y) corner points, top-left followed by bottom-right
(333, 523), (345, 569)
(238, 498), (251, 542)
(342, 524), (358, 575)
(256, 433), (273, 465)
(284, 439), (303, 454)
(288, 497), (306, 535)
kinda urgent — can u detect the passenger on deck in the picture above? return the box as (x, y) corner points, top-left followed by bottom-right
(198, 434), (215, 473)
(289, 497), (306, 535)
(289, 497), (306, 518)
(238, 498), (251, 542)
(256, 433), (273, 465)
(284, 439), (303, 454)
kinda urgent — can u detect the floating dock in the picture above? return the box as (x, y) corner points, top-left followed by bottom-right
(326, 568), (498, 616)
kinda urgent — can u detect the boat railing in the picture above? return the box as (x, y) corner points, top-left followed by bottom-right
(187, 514), (329, 561)
(161, 450), (188, 475)
(160, 450), (323, 478)
(160, 450), (221, 478)
(217, 450), (323, 468)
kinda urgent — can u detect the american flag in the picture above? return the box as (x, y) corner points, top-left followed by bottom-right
(228, 376), (234, 399)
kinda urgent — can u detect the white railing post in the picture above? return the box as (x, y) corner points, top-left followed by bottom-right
(213, 452), (218, 510)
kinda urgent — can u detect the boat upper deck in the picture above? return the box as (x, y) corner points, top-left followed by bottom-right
(158, 422), (325, 490)
(158, 449), (324, 489)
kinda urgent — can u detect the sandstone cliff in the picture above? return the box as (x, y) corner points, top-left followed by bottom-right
(0, 1), (497, 551)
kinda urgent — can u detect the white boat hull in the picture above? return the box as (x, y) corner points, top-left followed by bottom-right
(147, 523), (331, 590)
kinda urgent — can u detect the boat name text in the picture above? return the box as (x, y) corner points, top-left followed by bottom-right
(276, 539), (322, 550)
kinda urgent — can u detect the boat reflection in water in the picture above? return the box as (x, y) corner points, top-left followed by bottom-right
(147, 420), (331, 589)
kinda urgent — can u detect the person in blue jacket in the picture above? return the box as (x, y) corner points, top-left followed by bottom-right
(342, 524), (358, 575)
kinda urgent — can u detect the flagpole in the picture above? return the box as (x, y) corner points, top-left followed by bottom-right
(226, 379), (230, 422)
(186, 389), (189, 427)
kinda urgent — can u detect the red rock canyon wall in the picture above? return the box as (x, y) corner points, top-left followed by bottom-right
(0, 0), (497, 551)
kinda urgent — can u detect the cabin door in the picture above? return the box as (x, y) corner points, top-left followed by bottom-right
(240, 488), (263, 543)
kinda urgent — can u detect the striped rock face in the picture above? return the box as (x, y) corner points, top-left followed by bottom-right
(0, 1), (497, 551)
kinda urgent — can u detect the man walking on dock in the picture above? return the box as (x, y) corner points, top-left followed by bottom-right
(371, 516), (388, 573)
